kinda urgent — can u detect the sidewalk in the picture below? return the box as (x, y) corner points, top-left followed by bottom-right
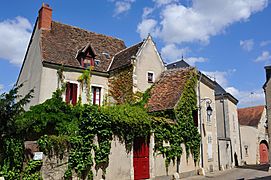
(183, 164), (271, 180)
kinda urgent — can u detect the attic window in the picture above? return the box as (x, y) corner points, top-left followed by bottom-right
(147, 72), (154, 83)
(95, 59), (100, 66)
(102, 52), (110, 59)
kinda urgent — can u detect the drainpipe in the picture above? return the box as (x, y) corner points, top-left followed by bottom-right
(217, 138), (221, 170)
(198, 73), (204, 168)
(221, 96), (227, 138)
(238, 120), (243, 160)
(230, 140), (233, 166)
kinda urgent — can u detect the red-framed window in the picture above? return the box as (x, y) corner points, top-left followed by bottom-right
(65, 82), (78, 105)
(92, 86), (101, 106)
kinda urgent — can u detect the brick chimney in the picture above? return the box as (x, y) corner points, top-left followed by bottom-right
(38, 3), (52, 30)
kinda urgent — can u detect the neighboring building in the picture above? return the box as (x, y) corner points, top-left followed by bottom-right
(238, 106), (269, 164)
(263, 66), (271, 166)
(167, 60), (219, 173)
(214, 82), (242, 170)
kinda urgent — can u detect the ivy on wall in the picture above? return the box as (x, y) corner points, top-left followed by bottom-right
(108, 66), (133, 104)
(0, 68), (201, 180)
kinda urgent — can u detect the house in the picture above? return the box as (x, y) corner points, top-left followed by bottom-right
(214, 82), (242, 170)
(167, 60), (219, 173)
(263, 66), (271, 166)
(238, 105), (269, 164)
(17, 4), (165, 109)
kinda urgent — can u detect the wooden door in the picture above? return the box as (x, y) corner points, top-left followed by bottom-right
(260, 143), (269, 164)
(133, 137), (150, 180)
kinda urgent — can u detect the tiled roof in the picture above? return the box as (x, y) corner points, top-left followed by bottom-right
(147, 68), (193, 112)
(166, 59), (190, 69)
(109, 42), (143, 71)
(238, 105), (265, 126)
(40, 21), (126, 72)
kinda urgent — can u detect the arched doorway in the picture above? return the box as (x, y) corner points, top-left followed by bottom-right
(259, 140), (269, 164)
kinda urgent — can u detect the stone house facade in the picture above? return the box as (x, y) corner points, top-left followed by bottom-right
(238, 106), (269, 165)
(214, 82), (242, 170)
(17, 4), (224, 180)
(167, 60), (219, 173)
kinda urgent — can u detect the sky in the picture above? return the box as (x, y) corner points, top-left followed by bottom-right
(0, 0), (271, 107)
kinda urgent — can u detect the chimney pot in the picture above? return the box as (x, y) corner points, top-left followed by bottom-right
(38, 3), (52, 30)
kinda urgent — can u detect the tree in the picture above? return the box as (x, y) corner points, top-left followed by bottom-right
(0, 83), (33, 139)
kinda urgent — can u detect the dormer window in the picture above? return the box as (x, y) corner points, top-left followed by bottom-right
(147, 72), (154, 83)
(77, 43), (96, 69)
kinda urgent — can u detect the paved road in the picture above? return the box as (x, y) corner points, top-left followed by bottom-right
(184, 164), (271, 180)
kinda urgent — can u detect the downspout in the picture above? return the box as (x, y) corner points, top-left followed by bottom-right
(230, 140), (233, 165)
(217, 138), (221, 170)
(221, 96), (227, 138)
(198, 72), (203, 168)
(238, 119), (243, 160)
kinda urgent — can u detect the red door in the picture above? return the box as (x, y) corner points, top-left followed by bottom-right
(133, 138), (150, 180)
(260, 143), (269, 164)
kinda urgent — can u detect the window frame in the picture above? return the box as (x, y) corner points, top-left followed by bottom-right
(91, 85), (102, 106)
(65, 81), (78, 106)
(147, 71), (154, 83)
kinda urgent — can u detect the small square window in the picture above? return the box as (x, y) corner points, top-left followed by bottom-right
(147, 72), (154, 83)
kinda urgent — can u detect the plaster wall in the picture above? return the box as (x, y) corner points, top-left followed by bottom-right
(17, 25), (43, 109)
(133, 37), (165, 93)
(240, 126), (258, 164)
(198, 81), (219, 172)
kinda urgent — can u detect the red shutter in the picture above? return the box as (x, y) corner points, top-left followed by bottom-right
(65, 82), (70, 104)
(72, 84), (77, 105)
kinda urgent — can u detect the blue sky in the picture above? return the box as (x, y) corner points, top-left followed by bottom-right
(0, 0), (270, 107)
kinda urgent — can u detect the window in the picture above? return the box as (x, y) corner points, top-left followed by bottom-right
(192, 110), (198, 127)
(65, 82), (78, 105)
(81, 56), (94, 69)
(147, 72), (154, 83)
(92, 86), (101, 106)
(244, 145), (248, 156)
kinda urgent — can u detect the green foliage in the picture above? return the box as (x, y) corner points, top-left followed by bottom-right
(153, 70), (200, 171)
(37, 135), (69, 159)
(0, 83), (33, 138)
(22, 160), (42, 180)
(108, 66), (133, 104)
(78, 68), (91, 102)
(0, 69), (201, 179)
(16, 90), (79, 139)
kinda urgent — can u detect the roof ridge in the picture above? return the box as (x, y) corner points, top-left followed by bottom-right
(107, 41), (144, 71)
(52, 21), (124, 42)
(238, 105), (265, 110)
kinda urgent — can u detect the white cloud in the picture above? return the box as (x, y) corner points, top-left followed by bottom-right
(0, 84), (3, 91)
(226, 87), (265, 107)
(185, 57), (207, 66)
(153, 0), (178, 6)
(260, 40), (271, 47)
(0, 16), (32, 65)
(202, 70), (229, 87)
(240, 39), (254, 51)
(142, 7), (154, 19)
(255, 51), (271, 62)
(113, 0), (136, 16)
(161, 44), (189, 62)
(137, 19), (158, 39)
(138, 0), (268, 44)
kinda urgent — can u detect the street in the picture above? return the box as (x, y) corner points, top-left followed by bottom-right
(184, 164), (271, 180)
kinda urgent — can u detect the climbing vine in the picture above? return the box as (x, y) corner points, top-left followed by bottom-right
(78, 68), (92, 102)
(0, 68), (201, 180)
(108, 66), (133, 104)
